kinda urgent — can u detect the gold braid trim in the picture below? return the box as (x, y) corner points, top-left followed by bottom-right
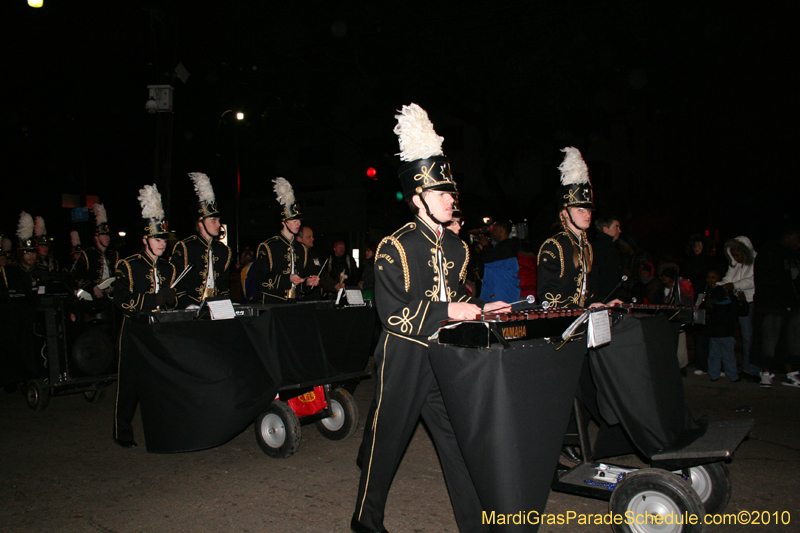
(538, 238), (566, 278)
(416, 302), (431, 336)
(176, 241), (189, 270)
(459, 239), (469, 283)
(118, 259), (135, 292)
(257, 240), (274, 271)
(222, 244), (232, 272)
(383, 328), (429, 347)
(376, 236), (410, 292)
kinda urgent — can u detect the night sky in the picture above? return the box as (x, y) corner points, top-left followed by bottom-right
(4, 1), (795, 260)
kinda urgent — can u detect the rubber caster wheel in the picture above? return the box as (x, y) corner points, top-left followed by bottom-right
(26, 381), (50, 412)
(610, 468), (706, 533)
(315, 388), (359, 441)
(677, 462), (731, 515)
(84, 388), (106, 404)
(254, 400), (301, 458)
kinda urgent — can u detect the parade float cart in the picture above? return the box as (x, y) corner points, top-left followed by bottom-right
(126, 299), (375, 456)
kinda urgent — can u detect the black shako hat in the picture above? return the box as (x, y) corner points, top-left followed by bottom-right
(394, 103), (458, 201)
(557, 147), (594, 210)
(138, 184), (170, 239)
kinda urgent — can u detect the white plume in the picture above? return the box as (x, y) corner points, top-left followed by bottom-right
(394, 103), (444, 162)
(2, 237), (12, 252)
(189, 172), (215, 203)
(93, 203), (108, 224)
(70, 231), (81, 248)
(34, 216), (47, 237)
(272, 178), (295, 207)
(558, 147), (590, 186)
(17, 211), (34, 240)
(138, 184), (165, 220)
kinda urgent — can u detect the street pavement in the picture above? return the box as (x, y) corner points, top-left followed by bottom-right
(1, 366), (799, 532)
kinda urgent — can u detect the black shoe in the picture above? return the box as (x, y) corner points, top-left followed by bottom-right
(560, 445), (582, 463)
(744, 373), (761, 383)
(730, 377), (741, 383)
(351, 516), (389, 533)
(113, 437), (137, 448)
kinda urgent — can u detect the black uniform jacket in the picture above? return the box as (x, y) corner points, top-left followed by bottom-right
(169, 234), (232, 307)
(375, 216), (480, 339)
(253, 233), (312, 303)
(72, 247), (119, 293)
(114, 253), (177, 317)
(3, 262), (48, 297)
(537, 227), (594, 309)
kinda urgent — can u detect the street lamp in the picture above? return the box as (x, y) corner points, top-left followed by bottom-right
(28, 0), (43, 7)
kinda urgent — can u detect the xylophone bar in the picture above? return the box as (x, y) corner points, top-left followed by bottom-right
(436, 308), (586, 348)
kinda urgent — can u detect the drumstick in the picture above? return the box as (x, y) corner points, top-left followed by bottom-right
(170, 263), (193, 289)
(316, 257), (329, 277)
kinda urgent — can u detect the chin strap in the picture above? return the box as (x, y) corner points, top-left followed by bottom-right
(418, 194), (447, 228)
(284, 221), (299, 236)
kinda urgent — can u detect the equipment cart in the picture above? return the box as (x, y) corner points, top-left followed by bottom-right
(128, 300), (376, 454)
(551, 312), (754, 533)
(254, 371), (369, 458)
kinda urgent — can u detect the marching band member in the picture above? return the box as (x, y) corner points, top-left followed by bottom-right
(537, 147), (622, 309)
(5, 212), (47, 296)
(252, 178), (318, 303)
(112, 184), (176, 448)
(34, 216), (59, 272)
(352, 104), (505, 533)
(169, 172), (232, 307)
(73, 204), (119, 300)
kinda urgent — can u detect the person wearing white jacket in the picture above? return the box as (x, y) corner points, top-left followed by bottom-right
(720, 236), (760, 379)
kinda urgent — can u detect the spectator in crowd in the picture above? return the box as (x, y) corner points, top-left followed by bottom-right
(477, 219), (520, 302)
(719, 236), (759, 381)
(654, 263), (694, 373)
(631, 262), (659, 304)
(684, 234), (714, 298)
(358, 242), (377, 294)
(591, 216), (624, 302)
(753, 226), (800, 388)
(232, 248), (258, 303)
(701, 268), (748, 382)
(654, 264), (694, 307)
(327, 240), (359, 292)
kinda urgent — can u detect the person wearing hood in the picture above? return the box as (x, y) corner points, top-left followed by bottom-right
(719, 236), (760, 381)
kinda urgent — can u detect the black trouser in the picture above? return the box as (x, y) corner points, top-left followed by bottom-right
(114, 318), (138, 441)
(353, 332), (488, 533)
(693, 333), (710, 372)
(754, 307), (800, 368)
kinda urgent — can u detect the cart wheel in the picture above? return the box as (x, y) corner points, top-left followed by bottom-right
(26, 380), (50, 412)
(609, 468), (706, 533)
(679, 462), (731, 515)
(83, 387), (106, 404)
(315, 388), (359, 441)
(254, 401), (301, 458)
